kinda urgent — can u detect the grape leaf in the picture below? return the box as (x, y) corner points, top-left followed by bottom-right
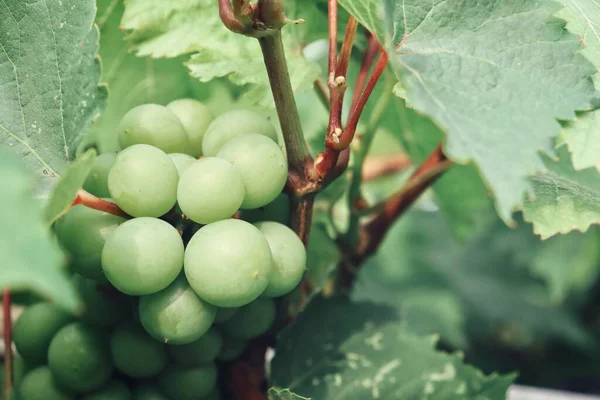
(271, 295), (514, 399)
(554, 2), (600, 171)
(523, 146), (600, 239)
(340, 0), (597, 223)
(0, 148), (79, 312)
(121, 0), (320, 109)
(353, 210), (593, 349)
(0, 0), (107, 195)
(268, 388), (310, 400)
(44, 149), (96, 226)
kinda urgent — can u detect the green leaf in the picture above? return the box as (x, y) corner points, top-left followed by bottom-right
(560, 111), (600, 172)
(0, 0), (107, 195)
(0, 148), (79, 312)
(268, 388), (311, 400)
(341, 0), (596, 223)
(44, 149), (97, 226)
(271, 295), (514, 399)
(353, 210), (593, 349)
(523, 146), (600, 239)
(121, 0), (321, 109)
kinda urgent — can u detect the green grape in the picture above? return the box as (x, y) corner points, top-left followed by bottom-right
(59, 205), (125, 282)
(118, 104), (188, 153)
(242, 193), (290, 225)
(202, 109), (278, 156)
(177, 158), (245, 224)
(167, 99), (214, 157)
(131, 383), (170, 400)
(13, 303), (72, 365)
(72, 275), (130, 327)
(216, 134), (287, 209)
(158, 364), (217, 400)
(19, 366), (74, 400)
(111, 322), (167, 378)
(218, 298), (276, 339)
(102, 218), (184, 295)
(139, 275), (216, 344)
(48, 322), (113, 393)
(82, 380), (132, 400)
(83, 153), (117, 198)
(216, 337), (247, 361)
(254, 222), (306, 297)
(13, 355), (32, 388)
(108, 144), (179, 218)
(168, 153), (196, 176)
(184, 219), (273, 307)
(213, 307), (238, 323)
(167, 328), (223, 366)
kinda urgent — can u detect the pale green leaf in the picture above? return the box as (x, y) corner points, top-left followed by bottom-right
(44, 149), (97, 225)
(0, 148), (79, 312)
(271, 295), (514, 400)
(523, 146), (600, 239)
(121, 0), (321, 109)
(560, 111), (600, 171)
(268, 388), (311, 400)
(341, 0), (597, 223)
(0, 0), (107, 195)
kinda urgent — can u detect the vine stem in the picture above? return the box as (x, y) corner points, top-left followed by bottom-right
(3, 290), (12, 400)
(362, 154), (411, 181)
(73, 190), (131, 219)
(350, 34), (380, 111)
(355, 144), (452, 262)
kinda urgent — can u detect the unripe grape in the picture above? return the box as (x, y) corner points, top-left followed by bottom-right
(131, 383), (170, 400)
(19, 366), (74, 400)
(202, 109), (278, 156)
(184, 219), (273, 307)
(158, 364), (217, 400)
(213, 307), (238, 323)
(48, 322), (113, 393)
(139, 275), (216, 344)
(81, 380), (131, 400)
(83, 153), (117, 198)
(118, 104), (188, 153)
(254, 222), (306, 297)
(216, 134), (287, 209)
(216, 337), (247, 361)
(242, 193), (290, 225)
(102, 218), (184, 295)
(71, 274), (129, 328)
(13, 303), (72, 365)
(58, 205), (125, 282)
(177, 158), (245, 224)
(108, 144), (179, 218)
(111, 322), (167, 378)
(218, 298), (276, 339)
(167, 99), (214, 157)
(168, 153), (196, 176)
(167, 327), (223, 366)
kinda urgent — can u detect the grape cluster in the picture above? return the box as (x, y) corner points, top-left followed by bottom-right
(13, 100), (306, 400)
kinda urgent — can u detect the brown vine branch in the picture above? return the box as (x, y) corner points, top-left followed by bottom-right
(362, 154), (411, 182)
(350, 34), (380, 111)
(3, 290), (12, 400)
(73, 190), (131, 219)
(327, 0), (338, 77)
(356, 145), (452, 262)
(218, 0), (250, 34)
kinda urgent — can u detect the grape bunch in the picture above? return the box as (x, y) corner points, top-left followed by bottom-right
(13, 100), (306, 400)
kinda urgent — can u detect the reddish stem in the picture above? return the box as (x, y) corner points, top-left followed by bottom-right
(332, 51), (389, 150)
(336, 16), (358, 81)
(327, 0), (338, 78)
(350, 35), (380, 111)
(3, 290), (12, 399)
(356, 145), (451, 262)
(362, 154), (411, 181)
(290, 196), (315, 245)
(73, 190), (131, 219)
(218, 0), (249, 34)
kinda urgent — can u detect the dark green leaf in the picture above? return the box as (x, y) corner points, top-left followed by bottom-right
(268, 387), (311, 400)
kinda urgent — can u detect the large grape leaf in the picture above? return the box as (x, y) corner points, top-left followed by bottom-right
(353, 210), (594, 349)
(523, 146), (600, 239)
(339, 0), (597, 223)
(271, 295), (514, 399)
(0, 0), (107, 195)
(0, 148), (79, 312)
(120, 0), (321, 109)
